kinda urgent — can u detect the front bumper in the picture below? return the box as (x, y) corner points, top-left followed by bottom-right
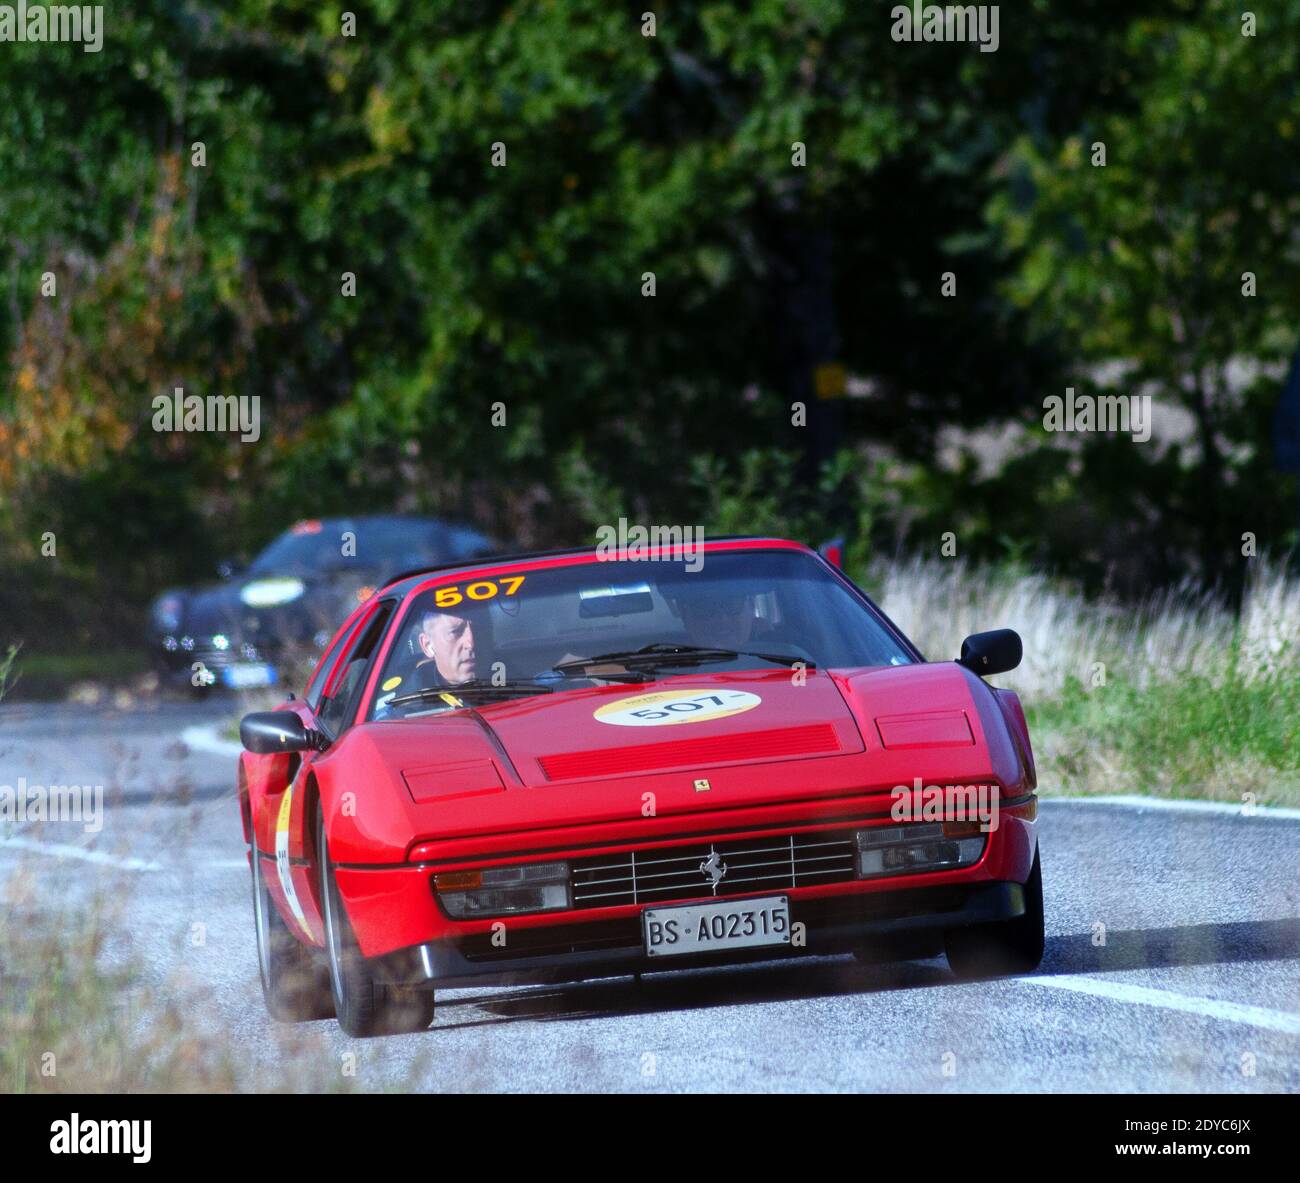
(333, 804), (1038, 964)
(413, 877), (1026, 988)
(154, 637), (283, 689)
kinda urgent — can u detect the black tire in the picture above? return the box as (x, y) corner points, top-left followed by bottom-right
(317, 809), (436, 1037)
(250, 842), (334, 1021)
(944, 847), (1045, 979)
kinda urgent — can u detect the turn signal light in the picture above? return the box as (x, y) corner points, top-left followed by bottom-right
(853, 823), (983, 878)
(434, 861), (571, 918)
(434, 870), (482, 890)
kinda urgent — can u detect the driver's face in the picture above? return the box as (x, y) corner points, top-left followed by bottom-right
(678, 594), (753, 649)
(419, 612), (477, 684)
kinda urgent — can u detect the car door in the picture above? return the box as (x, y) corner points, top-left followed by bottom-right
(281, 599), (398, 940)
(244, 598), (392, 941)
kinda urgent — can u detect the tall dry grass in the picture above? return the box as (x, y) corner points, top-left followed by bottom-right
(865, 555), (1300, 699)
(0, 653), (383, 1094)
(863, 556), (1300, 803)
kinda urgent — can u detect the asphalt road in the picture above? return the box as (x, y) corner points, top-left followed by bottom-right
(2, 700), (1298, 1092)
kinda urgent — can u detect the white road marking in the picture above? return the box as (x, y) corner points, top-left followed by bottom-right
(0, 834), (163, 872)
(180, 724), (242, 759)
(1049, 794), (1300, 820)
(1018, 973), (1300, 1035)
(0, 835), (247, 874)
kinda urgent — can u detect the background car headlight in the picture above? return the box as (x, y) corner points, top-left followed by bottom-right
(853, 822), (984, 877)
(435, 861), (571, 918)
(239, 577), (305, 607)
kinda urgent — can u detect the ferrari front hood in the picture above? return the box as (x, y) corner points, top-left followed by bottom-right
(470, 669), (863, 786)
(322, 662), (1024, 857)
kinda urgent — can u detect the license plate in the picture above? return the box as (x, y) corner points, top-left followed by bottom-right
(643, 895), (791, 958)
(222, 663), (277, 689)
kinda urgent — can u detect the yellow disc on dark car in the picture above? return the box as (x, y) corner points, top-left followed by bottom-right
(594, 688), (762, 727)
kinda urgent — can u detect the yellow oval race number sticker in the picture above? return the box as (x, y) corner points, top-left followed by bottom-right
(594, 688), (762, 727)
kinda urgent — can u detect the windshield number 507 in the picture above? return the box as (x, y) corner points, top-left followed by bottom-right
(434, 575), (525, 608)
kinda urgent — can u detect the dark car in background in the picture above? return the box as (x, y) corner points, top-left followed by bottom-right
(149, 516), (498, 691)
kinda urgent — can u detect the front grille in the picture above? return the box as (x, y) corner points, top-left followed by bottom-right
(177, 638), (266, 669)
(191, 646), (241, 670)
(570, 828), (858, 910)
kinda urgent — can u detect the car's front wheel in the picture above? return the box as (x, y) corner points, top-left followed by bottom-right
(317, 809), (436, 1037)
(944, 847), (1045, 979)
(250, 841), (334, 1022)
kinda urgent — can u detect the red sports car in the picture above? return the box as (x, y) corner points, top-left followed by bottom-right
(238, 538), (1043, 1036)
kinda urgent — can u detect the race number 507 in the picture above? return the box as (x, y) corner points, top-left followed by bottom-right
(434, 575), (525, 608)
(630, 693), (727, 720)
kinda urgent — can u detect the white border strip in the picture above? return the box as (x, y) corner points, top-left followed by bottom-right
(1047, 794), (1300, 820)
(1018, 973), (1300, 1036)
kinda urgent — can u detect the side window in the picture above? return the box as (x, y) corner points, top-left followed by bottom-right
(316, 602), (394, 736)
(305, 614), (365, 710)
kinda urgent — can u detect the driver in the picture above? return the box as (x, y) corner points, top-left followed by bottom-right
(674, 589), (757, 651)
(415, 609), (479, 687)
(372, 604), (489, 719)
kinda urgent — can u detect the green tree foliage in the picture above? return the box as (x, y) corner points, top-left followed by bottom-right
(989, 0), (1300, 588)
(0, 0), (1291, 651)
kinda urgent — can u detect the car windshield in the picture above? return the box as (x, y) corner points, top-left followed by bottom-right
(369, 549), (914, 721)
(248, 519), (490, 577)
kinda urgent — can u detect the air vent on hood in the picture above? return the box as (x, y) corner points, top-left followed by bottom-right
(538, 722), (841, 781)
(875, 711), (973, 750)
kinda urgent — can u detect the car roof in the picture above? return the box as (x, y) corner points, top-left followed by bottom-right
(269, 514), (497, 558)
(292, 513), (483, 531)
(380, 536), (815, 599)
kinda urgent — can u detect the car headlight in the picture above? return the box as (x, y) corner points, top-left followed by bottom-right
(853, 822), (984, 877)
(151, 593), (184, 633)
(239, 577), (305, 608)
(434, 861), (571, 918)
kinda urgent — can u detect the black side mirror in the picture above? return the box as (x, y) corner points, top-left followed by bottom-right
(240, 712), (326, 754)
(957, 629), (1022, 676)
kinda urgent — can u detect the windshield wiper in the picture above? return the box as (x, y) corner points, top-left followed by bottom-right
(552, 644), (813, 676)
(384, 679), (554, 709)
